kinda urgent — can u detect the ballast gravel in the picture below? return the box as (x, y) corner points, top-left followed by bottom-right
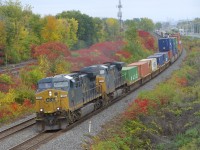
(0, 50), (186, 150)
(38, 50), (187, 150)
(0, 114), (37, 150)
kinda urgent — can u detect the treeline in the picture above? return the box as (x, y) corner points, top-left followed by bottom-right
(177, 18), (200, 33)
(0, 0), (155, 64)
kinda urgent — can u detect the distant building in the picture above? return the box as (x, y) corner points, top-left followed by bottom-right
(179, 29), (185, 35)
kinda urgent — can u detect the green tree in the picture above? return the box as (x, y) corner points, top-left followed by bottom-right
(0, 0), (39, 63)
(93, 17), (106, 43)
(56, 11), (96, 48)
(57, 18), (78, 49)
(0, 21), (6, 47)
(155, 22), (162, 30)
(104, 18), (120, 41)
(139, 18), (155, 32)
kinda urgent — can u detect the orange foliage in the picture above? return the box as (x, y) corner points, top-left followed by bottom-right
(176, 77), (188, 86)
(23, 99), (32, 108)
(10, 102), (19, 111)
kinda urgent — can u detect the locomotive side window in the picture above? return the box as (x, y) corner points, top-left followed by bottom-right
(54, 81), (69, 88)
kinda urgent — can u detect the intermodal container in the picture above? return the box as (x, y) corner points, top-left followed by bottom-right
(167, 50), (173, 59)
(170, 38), (178, 55)
(154, 52), (169, 62)
(171, 33), (182, 52)
(147, 55), (164, 66)
(158, 38), (172, 52)
(122, 66), (139, 84)
(139, 58), (157, 72)
(127, 61), (151, 78)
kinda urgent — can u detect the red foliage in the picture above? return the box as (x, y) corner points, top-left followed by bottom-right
(32, 42), (71, 60)
(116, 50), (132, 58)
(68, 41), (125, 71)
(31, 84), (37, 90)
(10, 102), (19, 111)
(0, 83), (10, 93)
(135, 99), (149, 113)
(138, 30), (150, 37)
(0, 51), (4, 57)
(138, 30), (156, 51)
(124, 98), (161, 120)
(0, 59), (4, 65)
(0, 109), (12, 119)
(124, 99), (150, 120)
(23, 99), (33, 108)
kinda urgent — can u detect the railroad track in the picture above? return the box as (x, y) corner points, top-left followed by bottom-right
(0, 59), (37, 74)
(8, 91), (130, 150)
(0, 118), (35, 142)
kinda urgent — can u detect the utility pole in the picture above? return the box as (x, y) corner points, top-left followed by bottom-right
(117, 0), (123, 31)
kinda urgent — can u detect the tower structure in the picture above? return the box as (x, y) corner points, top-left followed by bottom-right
(117, 0), (123, 30)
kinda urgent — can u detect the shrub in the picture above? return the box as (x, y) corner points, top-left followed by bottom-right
(14, 86), (35, 104)
(20, 67), (45, 86)
(0, 74), (13, 84)
(0, 89), (16, 104)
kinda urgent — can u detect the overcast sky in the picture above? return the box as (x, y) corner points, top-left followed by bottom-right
(20, 0), (199, 22)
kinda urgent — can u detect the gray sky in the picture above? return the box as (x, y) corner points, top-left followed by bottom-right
(20, 0), (199, 22)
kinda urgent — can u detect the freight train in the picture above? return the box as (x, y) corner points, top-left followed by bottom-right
(35, 34), (183, 131)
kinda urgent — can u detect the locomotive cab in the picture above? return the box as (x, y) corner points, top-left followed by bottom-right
(35, 75), (72, 131)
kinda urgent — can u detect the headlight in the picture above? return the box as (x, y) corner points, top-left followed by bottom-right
(36, 96), (42, 100)
(99, 80), (104, 83)
(40, 108), (44, 112)
(49, 91), (52, 96)
(57, 107), (60, 111)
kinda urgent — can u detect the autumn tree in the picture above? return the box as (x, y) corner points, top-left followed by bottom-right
(57, 18), (78, 49)
(41, 16), (60, 42)
(32, 42), (71, 74)
(124, 23), (152, 62)
(0, 0), (40, 63)
(104, 18), (120, 41)
(92, 17), (106, 43)
(57, 11), (97, 48)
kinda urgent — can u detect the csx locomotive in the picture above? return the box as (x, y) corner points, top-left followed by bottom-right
(35, 34), (183, 131)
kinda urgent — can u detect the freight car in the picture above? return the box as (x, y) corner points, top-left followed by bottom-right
(35, 36), (183, 131)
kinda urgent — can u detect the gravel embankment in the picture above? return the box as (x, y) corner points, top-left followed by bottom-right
(38, 50), (187, 150)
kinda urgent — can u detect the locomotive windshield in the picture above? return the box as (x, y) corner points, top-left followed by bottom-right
(38, 82), (53, 89)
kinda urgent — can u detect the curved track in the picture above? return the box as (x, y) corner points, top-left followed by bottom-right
(0, 59), (37, 74)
